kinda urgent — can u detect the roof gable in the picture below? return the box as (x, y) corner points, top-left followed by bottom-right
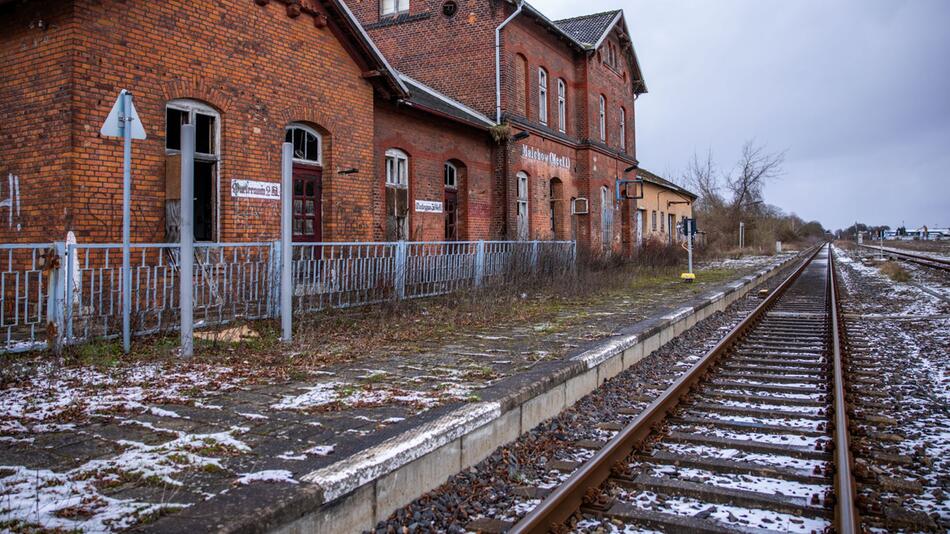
(554, 10), (621, 47)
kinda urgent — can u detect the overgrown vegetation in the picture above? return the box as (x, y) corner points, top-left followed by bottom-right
(879, 261), (911, 283)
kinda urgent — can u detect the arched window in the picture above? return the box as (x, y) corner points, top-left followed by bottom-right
(598, 95), (607, 142)
(285, 123), (322, 165)
(556, 79), (566, 133)
(165, 99), (220, 242)
(619, 107), (626, 152)
(514, 54), (529, 117)
(385, 149), (409, 240)
(516, 171), (529, 240)
(444, 161), (459, 240)
(538, 68), (548, 125)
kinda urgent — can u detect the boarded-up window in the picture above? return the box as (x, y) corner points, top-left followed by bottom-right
(514, 54), (528, 117)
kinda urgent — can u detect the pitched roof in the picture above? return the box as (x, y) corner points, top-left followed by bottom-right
(398, 73), (496, 129)
(554, 10), (621, 47)
(637, 168), (697, 200)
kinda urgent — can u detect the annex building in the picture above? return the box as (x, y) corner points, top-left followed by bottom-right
(0, 0), (693, 252)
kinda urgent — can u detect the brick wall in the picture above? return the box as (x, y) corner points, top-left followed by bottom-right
(1, 0), (380, 244)
(351, 0), (505, 118)
(374, 99), (495, 241)
(0, 0), (76, 243)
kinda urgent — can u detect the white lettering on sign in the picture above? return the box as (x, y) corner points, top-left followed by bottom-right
(415, 200), (443, 213)
(521, 145), (571, 170)
(231, 179), (280, 200)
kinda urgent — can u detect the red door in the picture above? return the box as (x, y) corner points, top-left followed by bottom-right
(444, 188), (458, 240)
(293, 166), (322, 242)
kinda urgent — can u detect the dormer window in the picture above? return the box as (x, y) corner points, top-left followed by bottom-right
(381, 0), (408, 17)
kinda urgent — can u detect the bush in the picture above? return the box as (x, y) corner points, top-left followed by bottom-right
(879, 261), (910, 283)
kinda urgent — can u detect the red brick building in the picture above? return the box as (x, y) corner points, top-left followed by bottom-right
(353, 0), (647, 252)
(0, 0), (653, 253)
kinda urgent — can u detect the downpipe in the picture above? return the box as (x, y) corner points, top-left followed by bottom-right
(495, 0), (524, 123)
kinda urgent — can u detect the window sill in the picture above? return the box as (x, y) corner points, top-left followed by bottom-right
(366, 12), (430, 29)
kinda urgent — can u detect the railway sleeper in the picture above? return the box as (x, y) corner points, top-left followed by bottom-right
(710, 380), (827, 395)
(601, 501), (782, 534)
(614, 474), (831, 518)
(703, 390), (826, 407)
(719, 363), (826, 375)
(685, 400), (827, 421)
(726, 357), (827, 370)
(664, 431), (831, 460)
(672, 415), (824, 436)
(712, 371), (825, 384)
(640, 450), (830, 484)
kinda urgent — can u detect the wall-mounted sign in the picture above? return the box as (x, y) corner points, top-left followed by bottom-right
(231, 179), (280, 200)
(521, 145), (571, 170)
(415, 200), (443, 213)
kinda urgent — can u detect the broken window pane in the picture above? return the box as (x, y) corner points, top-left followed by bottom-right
(195, 112), (215, 155)
(166, 108), (188, 150)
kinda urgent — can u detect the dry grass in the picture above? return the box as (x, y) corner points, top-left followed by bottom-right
(879, 261), (911, 283)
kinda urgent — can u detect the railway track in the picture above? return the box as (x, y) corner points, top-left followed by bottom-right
(856, 244), (950, 272)
(509, 244), (859, 533)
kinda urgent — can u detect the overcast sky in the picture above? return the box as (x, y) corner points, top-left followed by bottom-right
(534, 0), (950, 231)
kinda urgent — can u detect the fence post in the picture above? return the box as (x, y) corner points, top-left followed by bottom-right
(270, 240), (281, 318)
(531, 241), (539, 271)
(48, 241), (66, 355)
(394, 241), (407, 299)
(64, 241), (74, 343)
(474, 240), (485, 287)
(280, 142), (293, 342)
(180, 123), (195, 358)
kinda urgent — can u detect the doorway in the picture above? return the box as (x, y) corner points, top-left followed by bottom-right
(292, 166), (322, 242)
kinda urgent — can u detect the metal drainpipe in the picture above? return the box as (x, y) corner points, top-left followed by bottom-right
(495, 0), (524, 123)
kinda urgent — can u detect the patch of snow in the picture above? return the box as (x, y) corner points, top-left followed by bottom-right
(235, 470), (297, 485)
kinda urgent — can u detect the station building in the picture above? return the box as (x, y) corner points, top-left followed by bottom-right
(0, 0), (693, 253)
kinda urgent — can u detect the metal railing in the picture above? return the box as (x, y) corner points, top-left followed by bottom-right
(1, 239), (575, 352)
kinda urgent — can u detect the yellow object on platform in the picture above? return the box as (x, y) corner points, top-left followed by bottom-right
(680, 272), (696, 281)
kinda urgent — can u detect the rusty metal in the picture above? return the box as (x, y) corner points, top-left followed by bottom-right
(509, 244), (825, 534)
(829, 247), (860, 534)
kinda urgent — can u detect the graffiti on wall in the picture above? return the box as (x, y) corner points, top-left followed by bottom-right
(0, 173), (21, 231)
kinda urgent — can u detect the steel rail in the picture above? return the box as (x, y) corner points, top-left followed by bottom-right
(509, 244), (825, 534)
(829, 247), (860, 533)
(856, 243), (950, 271)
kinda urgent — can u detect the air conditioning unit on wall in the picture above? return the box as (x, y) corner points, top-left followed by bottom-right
(571, 197), (589, 215)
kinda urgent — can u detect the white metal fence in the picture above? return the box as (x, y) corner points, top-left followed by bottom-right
(0, 240), (575, 352)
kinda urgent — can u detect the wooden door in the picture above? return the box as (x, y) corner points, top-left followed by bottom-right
(444, 188), (458, 240)
(293, 166), (322, 242)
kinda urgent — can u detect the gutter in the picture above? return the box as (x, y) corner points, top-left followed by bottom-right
(495, 0), (525, 123)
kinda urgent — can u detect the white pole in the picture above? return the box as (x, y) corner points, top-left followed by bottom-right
(121, 90), (133, 354)
(280, 142), (293, 342)
(687, 220), (693, 274)
(180, 124), (195, 358)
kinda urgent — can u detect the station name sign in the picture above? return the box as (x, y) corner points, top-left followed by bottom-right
(415, 200), (443, 213)
(231, 179), (280, 200)
(521, 145), (571, 170)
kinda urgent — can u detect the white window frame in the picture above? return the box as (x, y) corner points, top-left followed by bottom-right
(598, 95), (606, 142)
(619, 107), (626, 152)
(516, 171), (529, 240)
(601, 185), (612, 248)
(166, 99), (221, 241)
(385, 148), (409, 188)
(166, 99), (220, 160)
(538, 68), (548, 125)
(557, 79), (566, 132)
(381, 0), (409, 17)
(444, 161), (457, 189)
(285, 123), (322, 166)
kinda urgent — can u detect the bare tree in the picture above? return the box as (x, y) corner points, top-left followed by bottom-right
(683, 149), (722, 211)
(726, 140), (786, 213)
